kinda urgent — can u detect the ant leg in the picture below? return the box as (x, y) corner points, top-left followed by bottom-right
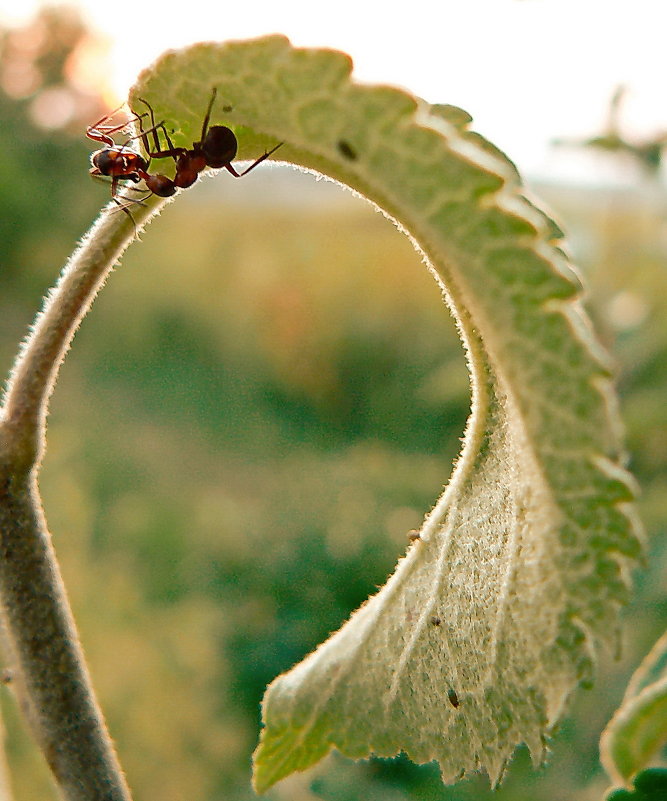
(88, 104), (126, 129)
(110, 185), (158, 235)
(86, 109), (147, 146)
(86, 128), (115, 147)
(109, 174), (147, 204)
(138, 122), (186, 161)
(149, 123), (181, 159)
(200, 88), (218, 141)
(134, 98), (186, 160)
(86, 105), (127, 145)
(225, 142), (283, 178)
(135, 97), (167, 155)
(111, 196), (138, 236)
(90, 174), (150, 196)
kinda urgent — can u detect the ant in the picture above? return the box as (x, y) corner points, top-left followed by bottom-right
(87, 106), (178, 229)
(133, 88), (283, 197)
(87, 106), (153, 201)
(87, 89), (282, 220)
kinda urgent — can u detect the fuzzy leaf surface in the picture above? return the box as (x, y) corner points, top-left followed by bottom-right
(130, 36), (643, 791)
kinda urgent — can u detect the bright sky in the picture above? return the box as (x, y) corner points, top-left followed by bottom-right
(2, 0), (666, 181)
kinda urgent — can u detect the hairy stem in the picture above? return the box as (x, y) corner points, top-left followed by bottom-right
(0, 193), (166, 801)
(0, 711), (14, 801)
(3, 195), (162, 463)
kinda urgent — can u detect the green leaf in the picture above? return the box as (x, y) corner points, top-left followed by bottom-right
(634, 767), (667, 793)
(600, 632), (667, 784)
(604, 790), (636, 801)
(130, 36), (643, 792)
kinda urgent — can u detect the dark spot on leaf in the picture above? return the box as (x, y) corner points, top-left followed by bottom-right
(337, 140), (357, 160)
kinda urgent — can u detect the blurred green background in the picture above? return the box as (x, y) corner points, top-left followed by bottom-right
(0, 8), (665, 801)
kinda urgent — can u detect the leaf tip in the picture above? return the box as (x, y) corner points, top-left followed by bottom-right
(252, 707), (332, 794)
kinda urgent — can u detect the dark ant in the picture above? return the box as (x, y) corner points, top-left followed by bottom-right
(133, 88), (283, 197)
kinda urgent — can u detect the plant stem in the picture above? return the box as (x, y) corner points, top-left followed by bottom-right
(0, 194), (166, 801)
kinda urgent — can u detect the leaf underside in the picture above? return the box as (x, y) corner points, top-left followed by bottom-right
(131, 36), (643, 792)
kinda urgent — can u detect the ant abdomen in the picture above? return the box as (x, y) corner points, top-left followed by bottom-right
(202, 126), (238, 168)
(90, 149), (114, 173)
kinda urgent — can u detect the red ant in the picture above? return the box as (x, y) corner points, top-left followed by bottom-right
(133, 88), (283, 196)
(87, 106), (178, 234)
(87, 107), (153, 202)
(87, 106), (181, 208)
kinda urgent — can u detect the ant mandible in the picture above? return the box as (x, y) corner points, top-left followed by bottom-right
(133, 87), (283, 197)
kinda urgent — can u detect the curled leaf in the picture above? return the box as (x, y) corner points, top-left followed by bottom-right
(131, 36), (643, 791)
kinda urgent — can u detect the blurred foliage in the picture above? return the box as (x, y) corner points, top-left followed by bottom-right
(605, 767), (667, 800)
(554, 86), (667, 175)
(0, 7), (666, 801)
(0, 5), (114, 292)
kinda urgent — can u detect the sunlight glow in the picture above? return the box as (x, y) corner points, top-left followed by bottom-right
(1, 0), (665, 179)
